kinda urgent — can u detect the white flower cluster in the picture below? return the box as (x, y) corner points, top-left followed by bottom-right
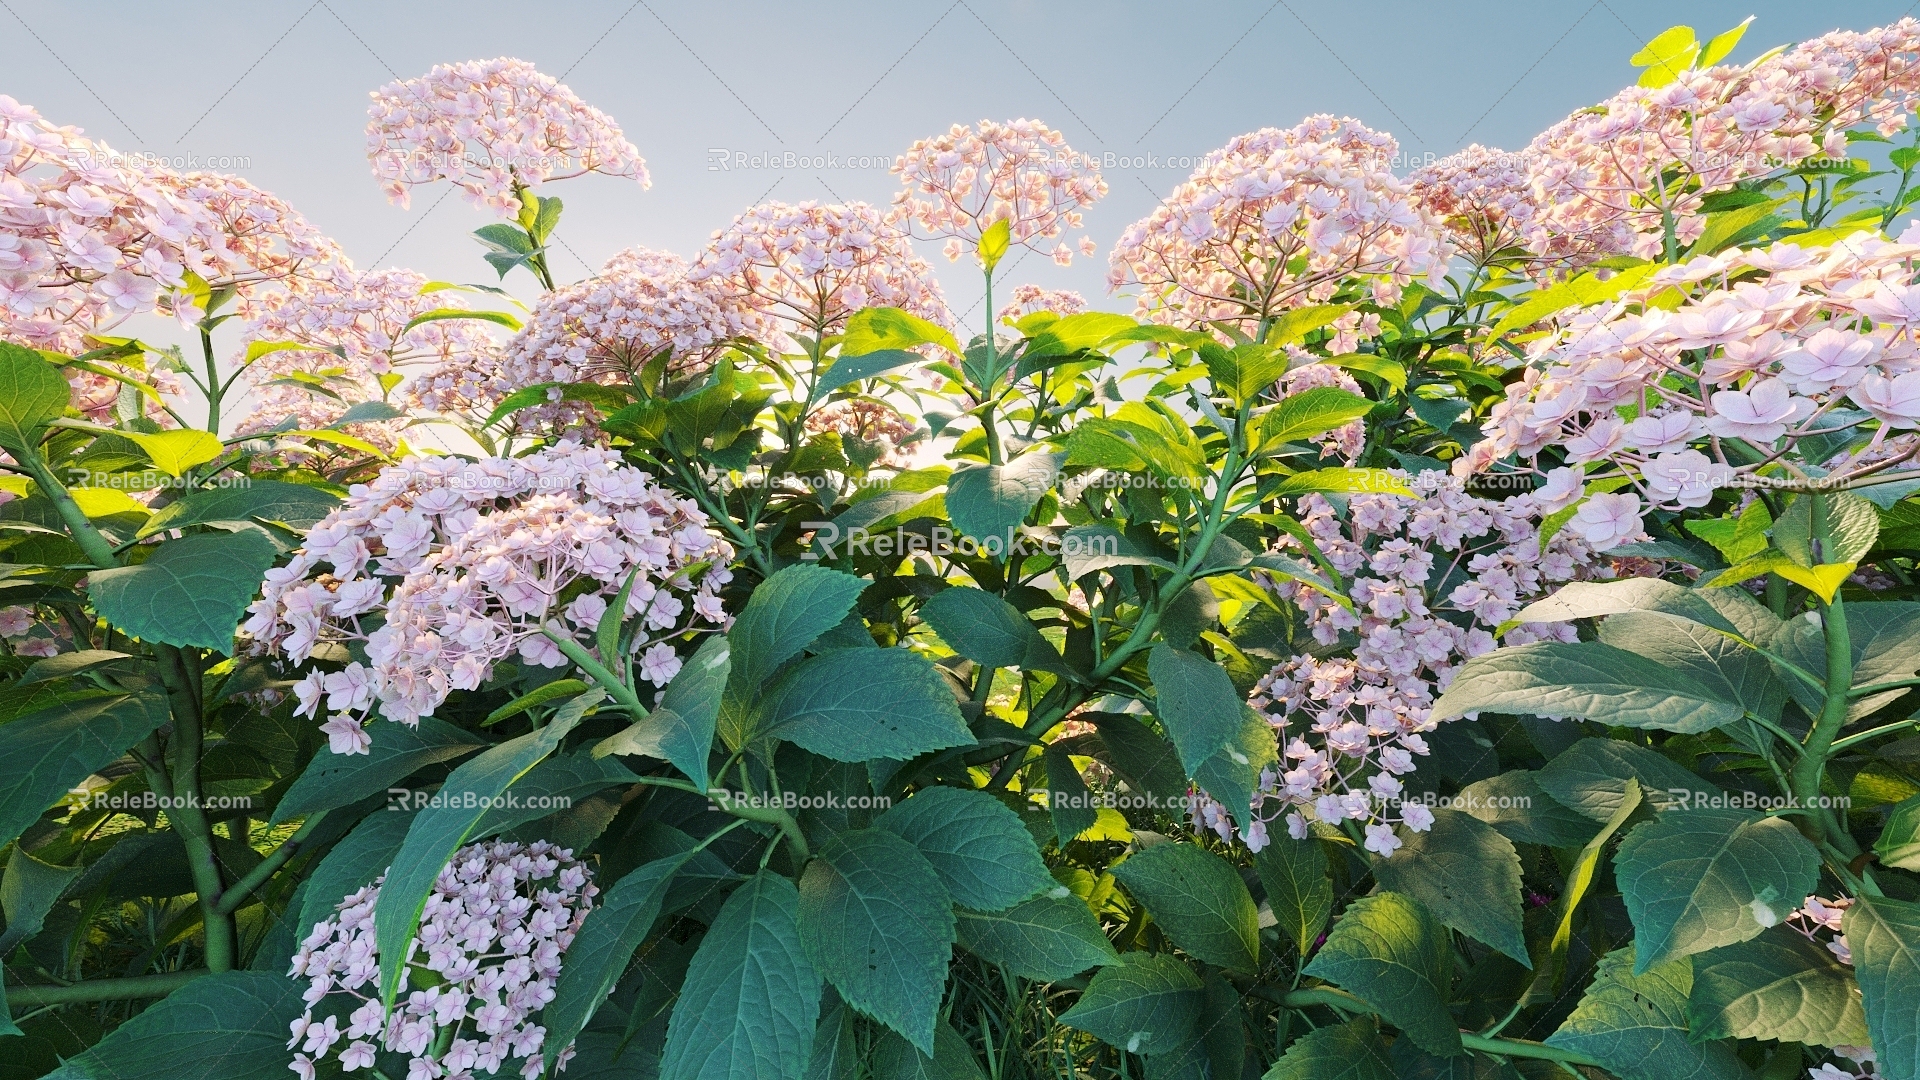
(1193, 471), (1600, 854)
(244, 442), (733, 752)
(287, 840), (596, 1080)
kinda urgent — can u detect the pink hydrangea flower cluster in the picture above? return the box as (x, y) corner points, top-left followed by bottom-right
(1522, 20), (1920, 267)
(804, 398), (921, 469)
(890, 119), (1106, 266)
(996, 284), (1089, 322)
(1192, 472), (1599, 854)
(1406, 144), (1543, 269)
(365, 58), (648, 216)
(0, 95), (340, 417)
(1107, 116), (1449, 332)
(234, 267), (502, 447)
(689, 200), (950, 339)
(0, 604), (58, 658)
(243, 442), (733, 750)
(1477, 233), (1920, 543)
(462, 246), (767, 428)
(287, 840), (596, 1080)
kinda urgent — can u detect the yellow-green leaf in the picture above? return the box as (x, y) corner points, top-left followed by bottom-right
(123, 429), (223, 477)
(978, 218), (1011, 272)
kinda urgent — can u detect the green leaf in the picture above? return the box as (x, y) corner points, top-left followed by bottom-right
(1545, 946), (1752, 1080)
(1552, 780), (1645, 974)
(1254, 834), (1333, 956)
(1267, 304), (1356, 347)
(0, 690), (167, 852)
(659, 871), (822, 1080)
(1147, 644), (1244, 776)
(294, 807), (417, 938)
(1844, 893), (1920, 1079)
(1633, 25), (1701, 85)
(810, 349), (923, 403)
(1268, 468), (1413, 498)
(876, 786), (1053, 911)
(1774, 491), (1881, 569)
(471, 747), (639, 838)
(872, 1022), (987, 1080)
(1111, 842), (1259, 974)
(1513, 578), (1740, 635)
(1615, 809), (1820, 972)
(399, 307), (523, 335)
(544, 852), (695, 1072)
(1020, 312), (1138, 359)
(954, 892), (1118, 980)
(808, 1001), (859, 1080)
(944, 451), (1061, 546)
(798, 829), (955, 1054)
(1490, 264), (1656, 339)
(272, 715), (484, 824)
(39, 971), (307, 1080)
(920, 587), (1068, 675)
(375, 711), (582, 1005)
(1057, 952), (1203, 1056)
(842, 306), (961, 358)
(1433, 640), (1746, 734)
(1596, 611), (1787, 723)
(118, 429), (223, 477)
(1372, 809), (1529, 966)
(977, 218), (1011, 272)
(760, 648), (972, 762)
(0, 342), (71, 454)
(1689, 202), (1784, 256)
(1538, 738), (1709, 822)
(1876, 793), (1920, 870)
(1091, 712), (1189, 805)
(598, 634), (730, 789)
(1044, 742), (1098, 845)
(137, 480), (340, 538)
(1453, 771), (1599, 847)
(1688, 924), (1869, 1046)
(1327, 353), (1408, 394)
(1252, 387), (1374, 452)
(0, 848), (81, 955)
(1303, 891), (1461, 1057)
(1699, 15), (1753, 66)
(1189, 705), (1279, 833)
(726, 563), (867, 695)
(1263, 1016), (1396, 1080)
(87, 530), (279, 652)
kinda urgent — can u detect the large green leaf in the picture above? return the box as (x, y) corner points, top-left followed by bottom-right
(876, 786), (1052, 911)
(544, 852), (694, 1072)
(871, 1022), (987, 1080)
(1615, 809), (1820, 971)
(810, 349), (923, 403)
(0, 848), (81, 955)
(659, 871), (822, 1080)
(272, 715), (484, 824)
(1453, 771), (1599, 847)
(1254, 834), (1332, 956)
(1845, 893), (1920, 1079)
(87, 530), (279, 652)
(1302, 891), (1461, 1056)
(1596, 611), (1786, 723)
(1043, 742), (1098, 845)
(944, 451), (1060, 545)
(597, 634), (730, 790)
(840, 306), (961, 357)
(1513, 578), (1740, 635)
(798, 829), (955, 1054)
(760, 648), (971, 762)
(1372, 809), (1529, 966)
(470, 747), (638, 838)
(1545, 946), (1753, 1080)
(1147, 644), (1244, 776)
(1252, 386), (1374, 452)
(919, 586), (1068, 674)
(0, 342), (70, 454)
(954, 892), (1118, 980)
(1537, 738), (1710, 821)
(1773, 602), (1920, 718)
(295, 807), (417, 937)
(138, 480), (341, 538)
(1092, 712), (1189, 804)
(1111, 842), (1259, 974)
(374, 712), (580, 1004)
(1189, 705), (1279, 833)
(0, 690), (167, 852)
(41, 971), (306, 1080)
(725, 563), (866, 694)
(1056, 952), (1202, 1056)
(120, 429), (222, 477)
(1688, 924), (1869, 1046)
(1433, 640), (1746, 734)
(1263, 1016), (1396, 1080)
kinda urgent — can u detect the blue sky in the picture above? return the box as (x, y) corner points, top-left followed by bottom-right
(8, 0), (1917, 330)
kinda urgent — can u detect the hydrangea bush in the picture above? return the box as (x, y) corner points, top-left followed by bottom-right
(7, 18), (1920, 1080)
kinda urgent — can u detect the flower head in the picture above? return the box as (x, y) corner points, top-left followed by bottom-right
(890, 119), (1106, 264)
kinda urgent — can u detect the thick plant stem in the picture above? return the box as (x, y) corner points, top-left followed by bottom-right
(6, 970), (209, 1008)
(1792, 593), (1863, 861)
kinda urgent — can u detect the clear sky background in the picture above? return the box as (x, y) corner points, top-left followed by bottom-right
(7, 0), (1917, 334)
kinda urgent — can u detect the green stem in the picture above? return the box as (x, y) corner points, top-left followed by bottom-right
(1276, 988), (1601, 1067)
(213, 811), (327, 916)
(542, 628), (644, 716)
(6, 970), (209, 1008)
(1831, 719), (1920, 755)
(1792, 589), (1859, 859)
(155, 644), (235, 971)
(200, 325), (222, 434)
(1849, 676), (1920, 698)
